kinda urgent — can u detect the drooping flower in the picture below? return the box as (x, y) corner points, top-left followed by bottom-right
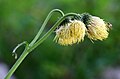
(55, 19), (86, 45)
(81, 13), (111, 41)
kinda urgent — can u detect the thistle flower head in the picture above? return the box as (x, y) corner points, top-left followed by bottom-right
(55, 18), (86, 45)
(81, 13), (111, 41)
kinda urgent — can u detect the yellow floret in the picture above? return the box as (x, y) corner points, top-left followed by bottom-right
(55, 20), (86, 45)
(87, 16), (109, 41)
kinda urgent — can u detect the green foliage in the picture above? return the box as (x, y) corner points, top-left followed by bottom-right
(0, 0), (120, 79)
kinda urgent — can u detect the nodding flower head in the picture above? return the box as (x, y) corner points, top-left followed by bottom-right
(81, 13), (112, 41)
(55, 18), (86, 45)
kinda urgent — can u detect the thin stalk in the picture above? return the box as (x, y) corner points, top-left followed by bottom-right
(28, 13), (79, 52)
(5, 13), (78, 79)
(5, 48), (29, 79)
(29, 9), (64, 46)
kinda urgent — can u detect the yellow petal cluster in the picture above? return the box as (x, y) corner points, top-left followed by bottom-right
(86, 16), (109, 41)
(55, 20), (86, 45)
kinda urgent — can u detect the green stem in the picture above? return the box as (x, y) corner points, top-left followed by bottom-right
(5, 48), (29, 79)
(29, 9), (64, 46)
(28, 13), (79, 52)
(5, 13), (78, 79)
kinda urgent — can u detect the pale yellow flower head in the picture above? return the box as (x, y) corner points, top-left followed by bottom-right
(81, 13), (111, 41)
(87, 16), (110, 41)
(55, 20), (86, 45)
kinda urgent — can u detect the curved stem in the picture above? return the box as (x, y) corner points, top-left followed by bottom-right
(5, 13), (78, 79)
(5, 48), (29, 79)
(29, 9), (64, 46)
(28, 13), (79, 52)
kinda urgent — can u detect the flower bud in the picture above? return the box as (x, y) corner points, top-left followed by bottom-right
(55, 19), (86, 45)
(81, 13), (111, 41)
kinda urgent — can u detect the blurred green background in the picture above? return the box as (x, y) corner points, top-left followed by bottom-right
(0, 0), (120, 79)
